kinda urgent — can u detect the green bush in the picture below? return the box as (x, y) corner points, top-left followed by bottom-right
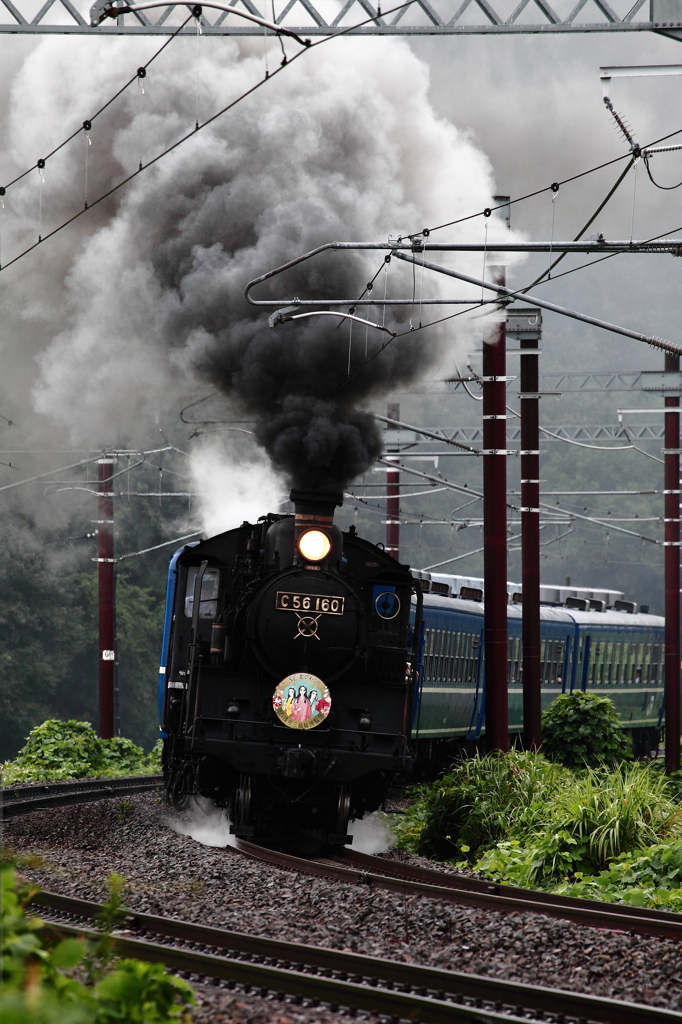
(541, 691), (631, 768)
(1, 721), (161, 784)
(475, 762), (682, 886)
(393, 749), (568, 860)
(0, 866), (194, 1022)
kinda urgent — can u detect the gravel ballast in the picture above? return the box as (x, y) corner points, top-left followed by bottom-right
(4, 791), (682, 1021)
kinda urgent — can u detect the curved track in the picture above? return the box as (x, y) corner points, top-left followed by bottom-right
(33, 889), (682, 1024)
(231, 839), (682, 942)
(9, 778), (682, 1022)
(1, 774), (163, 818)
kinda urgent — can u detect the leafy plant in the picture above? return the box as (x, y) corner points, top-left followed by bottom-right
(1, 721), (161, 784)
(554, 837), (682, 910)
(393, 749), (567, 860)
(0, 865), (194, 1023)
(473, 762), (682, 887)
(541, 691), (631, 768)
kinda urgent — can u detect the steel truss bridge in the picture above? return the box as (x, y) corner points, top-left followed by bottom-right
(4, 0), (682, 37)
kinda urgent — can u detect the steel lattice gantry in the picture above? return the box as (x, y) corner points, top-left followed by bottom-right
(4, 0), (682, 35)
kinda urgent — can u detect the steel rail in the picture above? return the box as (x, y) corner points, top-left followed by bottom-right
(1, 775), (163, 818)
(234, 840), (682, 942)
(33, 890), (682, 1024)
(338, 848), (682, 925)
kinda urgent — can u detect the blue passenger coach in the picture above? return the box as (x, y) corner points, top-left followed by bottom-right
(410, 571), (665, 753)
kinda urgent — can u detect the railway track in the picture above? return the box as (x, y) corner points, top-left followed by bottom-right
(33, 889), (682, 1024)
(231, 838), (682, 943)
(9, 778), (682, 1021)
(1, 774), (163, 817)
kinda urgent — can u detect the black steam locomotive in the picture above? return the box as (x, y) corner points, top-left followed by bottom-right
(159, 490), (418, 849)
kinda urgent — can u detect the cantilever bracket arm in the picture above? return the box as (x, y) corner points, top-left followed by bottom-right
(244, 238), (682, 311)
(245, 240), (485, 309)
(392, 250), (682, 358)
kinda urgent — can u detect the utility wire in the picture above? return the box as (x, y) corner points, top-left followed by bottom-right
(402, 123), (682, 241)
(1, 12), (195, 196)
(0, 1), (417, 276)
(521, 158), (635, 292)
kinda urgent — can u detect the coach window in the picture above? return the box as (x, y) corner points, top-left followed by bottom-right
(184, 567), (220, 619)
(611, 642), (621, 685)
(446, 632), (456, 682)
(465, 635), (474, 684)
(651, 643), (661, 684)
(453, 633), (462, 682)
(602, 642), (612, 685)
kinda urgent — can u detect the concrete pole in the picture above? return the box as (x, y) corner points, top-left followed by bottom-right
(519, 315), (542, 749)
(97, 456), (116, 739)
(386, 402), (400, 561)
(483, 267), (509, 752)
(664, 354), (681, 773)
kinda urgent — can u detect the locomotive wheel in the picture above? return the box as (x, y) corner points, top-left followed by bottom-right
(233, 774), (252, 826)
(335, 783), (351, 836)
(169, 764), (195, 812)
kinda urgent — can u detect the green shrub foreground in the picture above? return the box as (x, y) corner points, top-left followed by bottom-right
(394, 751), (682, 910)
(1, 865), (194, 1023)
(1, 721), (161, 784)
(541, 690), (631, 768)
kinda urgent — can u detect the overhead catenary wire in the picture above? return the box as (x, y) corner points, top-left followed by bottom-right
(381, 457), (661, 545)
(0, 11), (196, 198)
(0, 0), (418, 276)
(400, 121), (682, 242)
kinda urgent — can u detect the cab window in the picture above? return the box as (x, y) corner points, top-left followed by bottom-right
(184, 567), (220, 619)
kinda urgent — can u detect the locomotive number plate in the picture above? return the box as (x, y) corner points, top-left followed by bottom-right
(275, 591), (345, 615)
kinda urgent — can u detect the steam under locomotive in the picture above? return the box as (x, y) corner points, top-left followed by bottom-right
(159, 490), (417, 848)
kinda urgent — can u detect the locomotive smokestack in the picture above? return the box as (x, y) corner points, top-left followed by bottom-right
(290, 489), (343, 518)
(290, 487), (343, 533)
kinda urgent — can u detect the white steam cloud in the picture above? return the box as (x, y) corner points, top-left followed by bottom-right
(189, 437), (284, 536)
(164, 796), (236, 847)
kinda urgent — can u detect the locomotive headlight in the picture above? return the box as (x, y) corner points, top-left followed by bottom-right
(297, 529), (331, 562)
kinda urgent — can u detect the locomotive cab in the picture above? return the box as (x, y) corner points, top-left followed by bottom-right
(160, 489), (417, 852)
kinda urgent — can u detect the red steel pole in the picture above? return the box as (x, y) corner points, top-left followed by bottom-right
(665, 354), (681, 774)
(386, 402), (400, 561)
(98, 456), (116, 739)
(483, 267), (509, 752)
(519, 316), (542, 749)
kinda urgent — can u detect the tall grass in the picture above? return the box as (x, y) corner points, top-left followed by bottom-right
(395, 753), (682, 890)
(395, 749), (567, 860)
(550, 764), (682, 869)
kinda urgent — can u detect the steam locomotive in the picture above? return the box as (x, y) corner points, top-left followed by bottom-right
(158, 490), (417, 849)
(158, 491), (665, 849)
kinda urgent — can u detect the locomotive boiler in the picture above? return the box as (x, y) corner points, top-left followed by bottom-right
(159, 490), (418, 849)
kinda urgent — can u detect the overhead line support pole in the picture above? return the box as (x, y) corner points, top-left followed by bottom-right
(515, 310), (543, 749)
(98, 456), (116, 740)
(483, 266), (509, 753)
(386, 403), (400, 560)
(664, 355), (681, 773)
